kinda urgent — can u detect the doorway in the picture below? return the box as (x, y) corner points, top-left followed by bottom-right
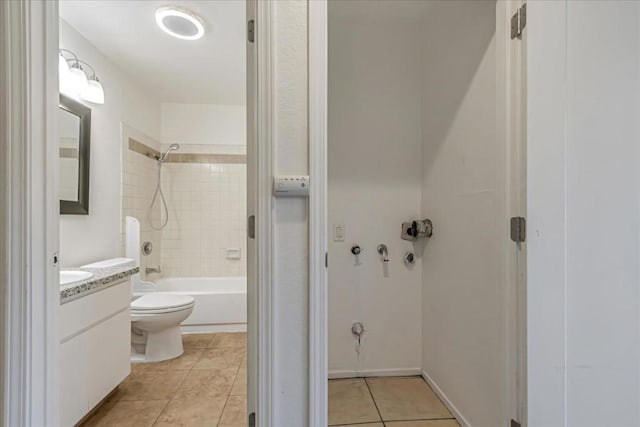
(316, 1), (527, 426)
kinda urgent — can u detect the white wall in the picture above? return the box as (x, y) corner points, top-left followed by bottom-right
(328, 8), (423, 376)
(271, 1), (309, 425)
(59, 19), (160, 267)
(161, 103), (246, 146)
(419, 2), (506, 426)
(528, 1), (640, 426)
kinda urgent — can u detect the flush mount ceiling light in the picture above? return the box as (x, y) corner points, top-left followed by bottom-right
(155, 6), (205, 41)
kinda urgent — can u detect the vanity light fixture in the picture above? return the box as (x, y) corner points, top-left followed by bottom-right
(59, 49), (105, 104)
(155, 6), (205, 41)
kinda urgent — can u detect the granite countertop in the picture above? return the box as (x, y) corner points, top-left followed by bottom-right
(60, 265), (139, 305)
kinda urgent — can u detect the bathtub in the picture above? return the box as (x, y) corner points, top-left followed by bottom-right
(146, 277), (246, 333)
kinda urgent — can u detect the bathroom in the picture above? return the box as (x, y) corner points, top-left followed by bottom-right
(57, 1), (247, 425)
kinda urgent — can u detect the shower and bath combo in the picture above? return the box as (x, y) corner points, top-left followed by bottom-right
(148, 143), (180, 231)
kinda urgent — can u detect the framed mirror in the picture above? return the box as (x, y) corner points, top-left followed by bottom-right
(59, 94), (91, 214)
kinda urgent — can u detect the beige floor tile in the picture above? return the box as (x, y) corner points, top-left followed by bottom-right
(153, 398), (226, 427)
(218, 395), (247, 427)
(82, 400), (167, 427)
(366, 377), (452, 421)
(173, 368), (237, 400)
(328, 379), (381, 426)
(182, 333), (215, 349)
(114, 370), (189, 401)
(230, 359), (247, 396)
(135, 350), (204, 372)
(193, 348), (244, 370)
(333, 424), (384, 427)
(386, 420), (460, 427)
(208, 332), (247, 349)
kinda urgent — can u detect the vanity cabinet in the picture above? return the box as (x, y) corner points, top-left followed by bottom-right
(60, 279), (131, 426)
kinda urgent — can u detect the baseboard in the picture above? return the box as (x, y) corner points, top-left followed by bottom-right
(421, 370), (471, 427)
(329, 368), (422, 379)
(181, 323), (247, 334)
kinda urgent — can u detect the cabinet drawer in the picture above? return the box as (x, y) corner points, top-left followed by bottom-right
(60, 280), (131, 341)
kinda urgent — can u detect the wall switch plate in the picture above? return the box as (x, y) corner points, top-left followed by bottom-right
(226, 248), (241, 260)
(334, 224), (345, 242)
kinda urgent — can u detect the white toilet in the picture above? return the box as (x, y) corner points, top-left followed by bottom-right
(130, 291), (194, 363)
(126, 216), (195, 363)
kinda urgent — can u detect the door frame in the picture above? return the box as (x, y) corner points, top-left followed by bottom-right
(308, 1), (328, 426)
(307, 1), (526, 426)
(1, 0), (60, 425)
(247, 0), (277, 425)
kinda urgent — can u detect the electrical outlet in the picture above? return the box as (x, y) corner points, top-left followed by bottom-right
(334, 224), (345, 242)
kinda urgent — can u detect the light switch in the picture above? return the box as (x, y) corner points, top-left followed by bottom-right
(226, 248), (241, 260)
(334, 224), (345, 242)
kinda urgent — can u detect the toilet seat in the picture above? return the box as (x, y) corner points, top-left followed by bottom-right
(131, 293), (194, 314)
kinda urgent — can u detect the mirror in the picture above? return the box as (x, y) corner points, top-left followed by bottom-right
(59, 94), (91, 214)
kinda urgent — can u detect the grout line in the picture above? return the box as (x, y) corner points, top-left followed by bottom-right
(150, 353), (194, 426)
(216, 338), (246, 427)
(363, 378), (385, 423)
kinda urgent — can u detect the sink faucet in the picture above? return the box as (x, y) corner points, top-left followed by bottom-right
(377, 244), (389, 262)
(145, 266), (161, 275)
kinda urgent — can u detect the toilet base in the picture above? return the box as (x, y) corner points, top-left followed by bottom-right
(130, 325), (184, 363)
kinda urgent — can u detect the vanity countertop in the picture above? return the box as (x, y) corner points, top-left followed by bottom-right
(60, 265), (138, 305)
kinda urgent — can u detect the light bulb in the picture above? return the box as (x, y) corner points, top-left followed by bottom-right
(68, 64), (88, 96)
(81, 77), (105, 104)
(59, 53), (69, 78)
(59, 54), (73, 95)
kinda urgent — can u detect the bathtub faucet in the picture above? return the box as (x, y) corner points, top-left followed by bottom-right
(145, 266), (161, 275)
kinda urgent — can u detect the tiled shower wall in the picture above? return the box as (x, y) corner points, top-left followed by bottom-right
(160, 144), (246, 278)
(121, 126), (162, 281)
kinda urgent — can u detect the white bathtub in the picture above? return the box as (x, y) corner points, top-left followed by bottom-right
(150, 277), (246, 333)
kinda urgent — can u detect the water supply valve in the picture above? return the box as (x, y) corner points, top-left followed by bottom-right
(401, 219), (433, 241)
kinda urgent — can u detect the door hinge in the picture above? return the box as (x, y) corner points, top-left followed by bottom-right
(510, 217), (526, 243)
(247, 215), (256, 239)
(325, 252), (328, 268)
(248, 412), (256, 427)
(510, 3), (526, 39)
(248, 19), (255, 43)
(511, 419), (522, 427)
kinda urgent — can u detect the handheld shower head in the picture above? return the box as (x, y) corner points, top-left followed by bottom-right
(159, 143), (180, 162)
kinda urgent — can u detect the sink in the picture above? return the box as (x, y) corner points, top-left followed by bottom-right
(60, 270), (94, 286)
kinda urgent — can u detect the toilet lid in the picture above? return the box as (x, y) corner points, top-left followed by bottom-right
(131, 293), (194, 311)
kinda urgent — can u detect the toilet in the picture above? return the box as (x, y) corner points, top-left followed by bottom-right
(130, 291), (194, 363)
(125, 216), (195, 363)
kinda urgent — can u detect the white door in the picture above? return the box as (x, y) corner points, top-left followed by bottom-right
(506, 0), (527, 425)
(246, 0), (258, 425)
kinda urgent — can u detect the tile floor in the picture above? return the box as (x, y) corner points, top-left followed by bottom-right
(81, 332), (247, 427)
(82, 332), (458, 427)
(328, 377), (460, 427)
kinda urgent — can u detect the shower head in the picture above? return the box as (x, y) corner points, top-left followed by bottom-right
(159, 143), (180, 162)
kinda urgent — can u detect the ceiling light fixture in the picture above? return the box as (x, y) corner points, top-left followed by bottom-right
(59, 49), (105, 104)
(155, 6), (205, 41)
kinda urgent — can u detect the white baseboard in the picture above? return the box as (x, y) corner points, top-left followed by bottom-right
(181, 323), (247, 334)
(421, 370), (471, 427)
(329, 368), (422, 379)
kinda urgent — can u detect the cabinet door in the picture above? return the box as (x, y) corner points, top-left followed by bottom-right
(86, 308), (131, 410)
(60, 334), (89, 427)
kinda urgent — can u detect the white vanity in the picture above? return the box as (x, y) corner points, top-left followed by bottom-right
(59, 258), (137, 426)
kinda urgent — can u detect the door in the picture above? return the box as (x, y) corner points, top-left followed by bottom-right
(246, 0), (258, 425)
(506, 0), (527, 425)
